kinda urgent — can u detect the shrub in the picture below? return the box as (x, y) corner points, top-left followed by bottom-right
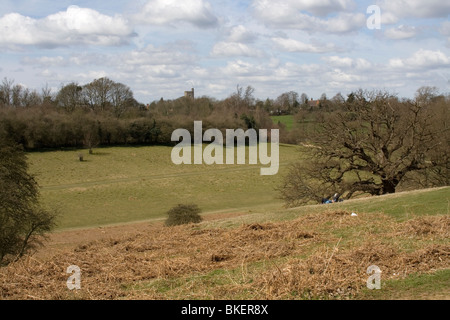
(165, 204), (203, 227)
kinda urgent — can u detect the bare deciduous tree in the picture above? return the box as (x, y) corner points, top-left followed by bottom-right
(56, 82), (84, 112)
(279, 89), (450, 206)
(275, 91), (299, 114)
(0, 78), (14, 106)
(110, 82), (133, 118)
(83, 77), (115, 111)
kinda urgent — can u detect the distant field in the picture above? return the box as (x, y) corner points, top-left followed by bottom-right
(271, 115), (295, 130)
(28, 144), (302, 230)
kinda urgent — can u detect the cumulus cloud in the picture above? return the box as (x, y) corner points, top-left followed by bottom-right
(389, 49), (450, 70)
(327, 69), (363, 83)
(385, 25), (419, 40)
(252, 1), (365, 33)
(272, 37), (340, 53)
(210, 25), (262, 58)
(0, 6), (134, 48)
(227, 25), (258, 43)
(132, 0), (218, 28)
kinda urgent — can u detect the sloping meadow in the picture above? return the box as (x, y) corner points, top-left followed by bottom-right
(0, 210), (448, 300)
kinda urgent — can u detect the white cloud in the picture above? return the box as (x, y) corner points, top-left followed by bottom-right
(252, 1), (365, 33)
(206, 83), (228, 94)
(379, 0), (450, 19)
(272, 37), (340, 53)
(210, 25), (262, 58)
(380, 12), (399, 25)
(75, 70), (109, 82)
(22, 53), (109, 68)
(118, 44), (195, 67)
(68, 53), (109, 66)
(389, 49), (450, 70)
(211, 41), (263, 57)
(385, 25), (419, 40)
(328, 69), (363, 83)
(323, 56), (372, 70)
(37, 69), (59, 79)
(140, 65), (180, 78)
(324, 56), (353, 68)
(227, 25), (258, 43)
(220, 60), (267, 77)
(22, 56), (66, 67)
(252, 0), (355, 18)
(326, 13), (367, 33)
(0, 6), (134, 48)
(1, 0), (449, 102)
(133, 0), (218, 28)
(274, 62), (323, 79)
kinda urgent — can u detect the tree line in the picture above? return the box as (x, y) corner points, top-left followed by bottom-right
(1, 77), (448, 157)
(0, 78), (278, 150)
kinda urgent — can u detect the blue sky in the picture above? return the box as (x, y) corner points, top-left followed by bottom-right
(0, 0), (449, 103)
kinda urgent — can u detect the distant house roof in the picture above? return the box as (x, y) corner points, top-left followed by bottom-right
(307, 98), (319, 107)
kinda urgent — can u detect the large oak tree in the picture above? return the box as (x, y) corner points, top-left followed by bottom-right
(280, 89), (449, 206)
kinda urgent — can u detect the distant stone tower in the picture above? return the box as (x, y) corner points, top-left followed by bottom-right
(184, 88), (195, 99)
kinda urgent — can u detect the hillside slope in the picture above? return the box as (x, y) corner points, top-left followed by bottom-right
(0, 187), (448, 300)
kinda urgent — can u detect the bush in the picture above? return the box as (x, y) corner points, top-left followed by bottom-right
(165, 204), (203, 227)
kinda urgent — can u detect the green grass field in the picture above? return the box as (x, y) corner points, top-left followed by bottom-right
(259, 187), (450, 222)
(271, 115), (295, 130)
(28, 144), (301, 230)
(357, 269), (450, 300)
(27, 144), (449, 230)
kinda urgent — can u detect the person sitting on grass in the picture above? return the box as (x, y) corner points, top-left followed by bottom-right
(322, 196), (332, 204)
(322, 193), (343, 204)
(332, 193), (340, 202)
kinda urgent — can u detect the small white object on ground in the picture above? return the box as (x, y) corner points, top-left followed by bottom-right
(351, 212), (358, 217)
